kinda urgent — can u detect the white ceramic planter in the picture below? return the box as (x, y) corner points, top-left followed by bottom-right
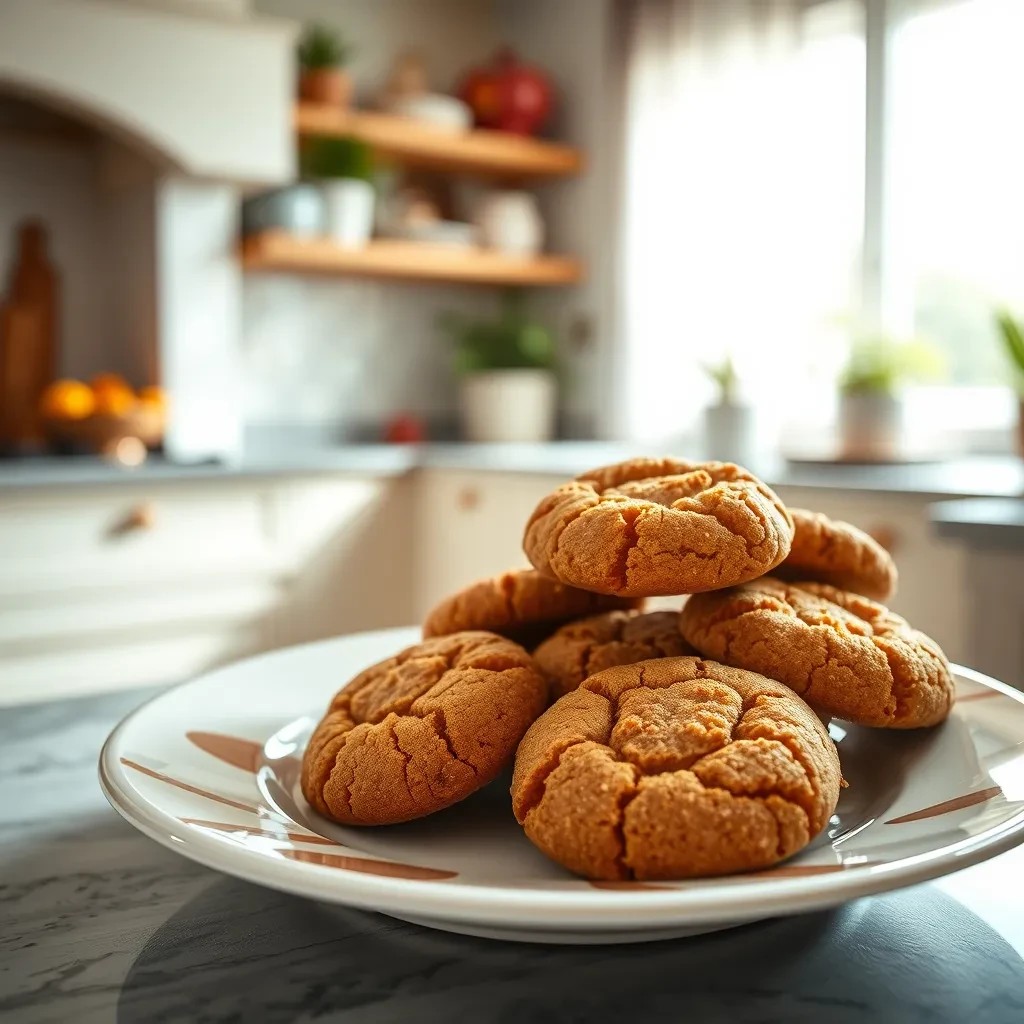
(322, 179), (375, 247)
(459, 369), (556, 443)
(703, 402), (756, 465)
(839, 391), (902, 460)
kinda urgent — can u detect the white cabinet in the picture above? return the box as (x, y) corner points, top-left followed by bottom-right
(0, 466), (980, 705)
(413, 469), (560, 618)
(0, 474), (411, 704)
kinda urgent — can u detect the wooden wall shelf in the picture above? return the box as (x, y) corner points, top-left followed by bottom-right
(295, 104), (584, 180)
(241, 233), (584, 287)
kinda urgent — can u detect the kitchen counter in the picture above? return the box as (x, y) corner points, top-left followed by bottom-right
(2, 445), (1023, 498)
(931, 498), (1024, 547)
(3, 688), (1024, 1023)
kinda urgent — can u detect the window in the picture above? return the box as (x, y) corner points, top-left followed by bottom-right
(888, 0), (1024, 388)
(618, 0), (1020, 447)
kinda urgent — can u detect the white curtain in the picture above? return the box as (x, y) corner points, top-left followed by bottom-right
(616, 0), (865, 441)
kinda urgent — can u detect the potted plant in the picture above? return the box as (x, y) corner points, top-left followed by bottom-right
(297, 24), (353, 108)
(837, 334), (940, 460)
(301, 136), (375, 247)
(995, 310), (1024, 455)
(701, 355), (755, 464)
(442, 294), (557, 443)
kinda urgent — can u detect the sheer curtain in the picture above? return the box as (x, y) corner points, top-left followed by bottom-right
(615, 0), (865, 441)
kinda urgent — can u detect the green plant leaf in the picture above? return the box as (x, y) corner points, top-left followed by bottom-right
(996, 311), (1024, 392)
(300, 136), (373, 181)
(298, 24), (352, 70)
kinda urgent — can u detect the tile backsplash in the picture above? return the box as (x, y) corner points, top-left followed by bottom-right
(241, 275), (501, 431)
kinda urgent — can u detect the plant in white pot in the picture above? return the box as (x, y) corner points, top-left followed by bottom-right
(995, 310), (1024, 456)
(443, 294), (557, 443)
(301, 136), (375, 247)
(297, 23), (354, 108)
(701, 355), (756, 464)
(837, 335), (940, 460)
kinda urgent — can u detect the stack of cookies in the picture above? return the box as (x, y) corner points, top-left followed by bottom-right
(302, 457), (955, 883)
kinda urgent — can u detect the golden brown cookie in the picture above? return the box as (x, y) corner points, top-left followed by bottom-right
(679, 578), (954, 729)
(774, 508), (898, 601)
(511, 656), (841, 880)
(534, 609), (696, 700)
(422, 568), (639, 648)
(522, 458), (794, 598)
(302, 631), (547, 825)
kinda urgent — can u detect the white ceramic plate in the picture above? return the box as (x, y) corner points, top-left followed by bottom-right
(100, 627), (1024, 944)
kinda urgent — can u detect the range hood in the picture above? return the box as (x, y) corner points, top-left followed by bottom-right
(0, 0), (296, 185)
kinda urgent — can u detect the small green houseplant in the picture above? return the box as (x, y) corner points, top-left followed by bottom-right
(995, 310), (1024, 455)
(302, 136), (375, 247)
(837, 334), (941, 460)
(441, 294), (558, 442)
(297, 24), (353, 108)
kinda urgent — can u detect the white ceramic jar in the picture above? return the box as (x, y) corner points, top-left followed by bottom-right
(474, 191), (544, 257)
(322, 179), (375, 247)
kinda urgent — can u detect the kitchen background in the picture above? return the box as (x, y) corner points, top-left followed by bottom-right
(1, 0), (1022, 704)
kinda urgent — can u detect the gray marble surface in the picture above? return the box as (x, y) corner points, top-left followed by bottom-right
(3, 688), (1024, 1024)
(2, 444), (1023, 498)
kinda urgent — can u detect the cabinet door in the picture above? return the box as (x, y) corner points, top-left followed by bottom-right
(414, 470), (561, 618)
(269, 475), (415, 644)
(774, 487), (968, 662)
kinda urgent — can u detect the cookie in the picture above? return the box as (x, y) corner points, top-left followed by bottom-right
(774, 508), (897, 601)
(534, 609), (696, 700)
(522, 458), (794, 598)
(302, 631), (547, 825)
(511, 656), (841, 880)
(422, 568), (639, 648)
(679, 578), (954, 729)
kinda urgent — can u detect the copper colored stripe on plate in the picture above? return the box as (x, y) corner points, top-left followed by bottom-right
(282, 848), (457, 880)
(956, 690), (1002, 703)
(180, 818), (338, 846)
(186, 731), (262, 772)
(885, 785), (1003, 825)
(120, 757), (259, 814)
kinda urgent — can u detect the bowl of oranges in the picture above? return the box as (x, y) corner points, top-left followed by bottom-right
(40, 375), (167, 460)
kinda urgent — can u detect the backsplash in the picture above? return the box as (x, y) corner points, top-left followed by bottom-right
(241, 276), (501, 431)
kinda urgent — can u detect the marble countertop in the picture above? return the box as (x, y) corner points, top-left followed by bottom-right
(2, 444), (1023, 499)
(3, 688), (1024, 1023)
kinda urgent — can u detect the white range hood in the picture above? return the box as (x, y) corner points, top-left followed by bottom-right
(0, 0), (296, 185)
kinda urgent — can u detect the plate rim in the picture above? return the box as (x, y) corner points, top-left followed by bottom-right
(98, 630), (1024, 931)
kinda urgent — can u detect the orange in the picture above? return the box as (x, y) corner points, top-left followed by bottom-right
(93, 387), (135, 417)
(90, 372), (131, 394)
(137, 385), (168, 412)
(40, 379), (95, 421)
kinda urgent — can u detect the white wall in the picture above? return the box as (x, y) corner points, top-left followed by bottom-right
(243, 0), (507, 432)
(254, 0), (501, 101)
(496, 0), (616, 438)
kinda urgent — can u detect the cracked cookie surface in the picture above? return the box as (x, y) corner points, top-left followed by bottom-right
(422, 568), (638, 648)
(302, 631), (547, 825)
(522, 458), (794, 598)
(534, 609), (696, 700)
(679, 578), (954, 729)
(511, 656), (840, 880)
(774, 508), (897, 601)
